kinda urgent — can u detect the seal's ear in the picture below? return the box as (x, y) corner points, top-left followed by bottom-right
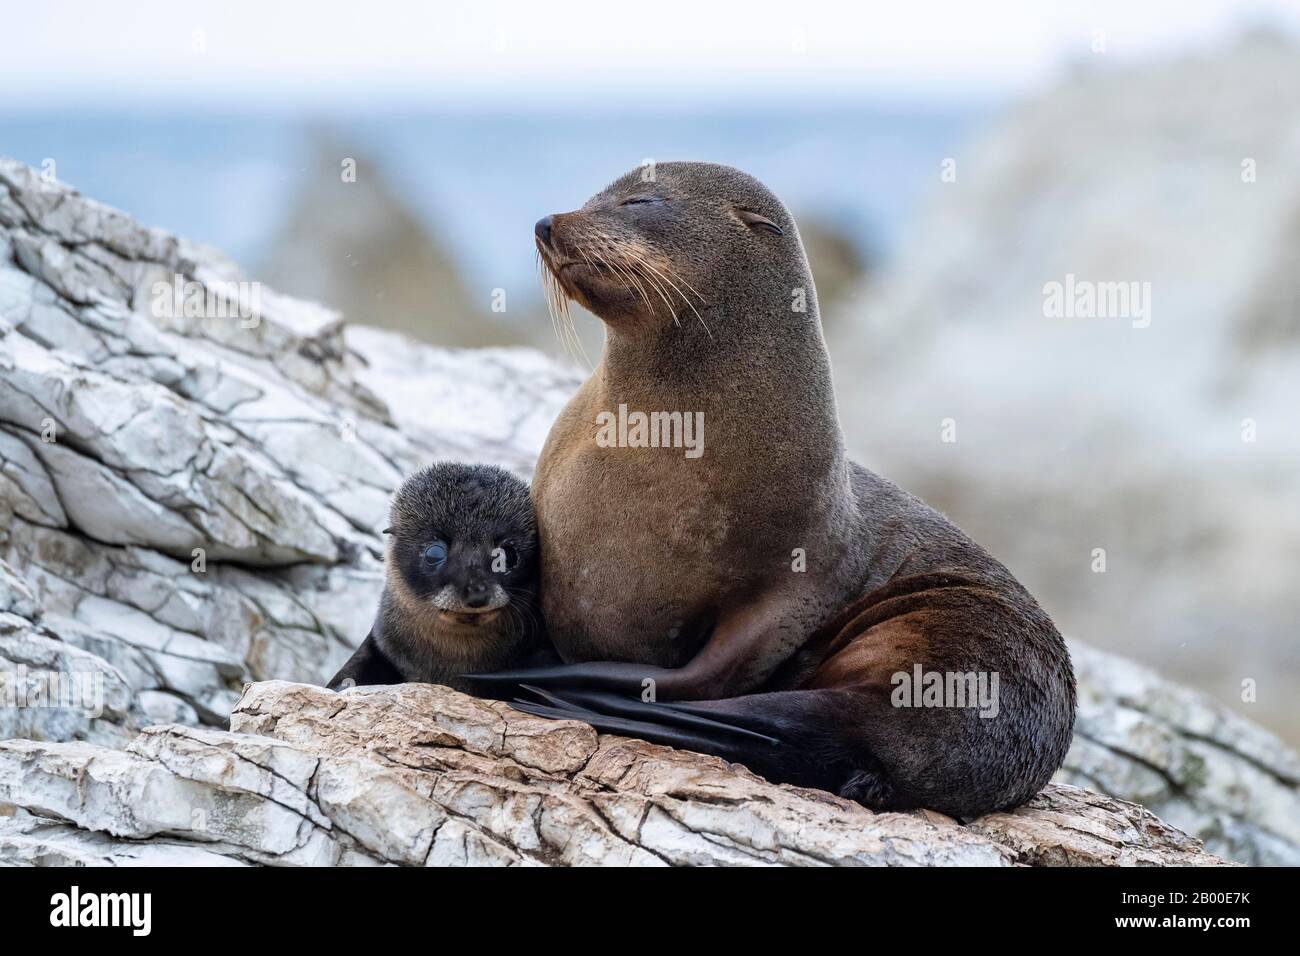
(734, 207), (784, 237)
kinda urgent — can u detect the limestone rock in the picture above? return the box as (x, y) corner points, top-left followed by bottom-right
(0, 680), (1229, 867)
(1061, 641), (1299, 866)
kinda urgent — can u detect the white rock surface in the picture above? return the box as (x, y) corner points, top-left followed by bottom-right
(0, 154), (1294, 865)
(0, 680), (1228, 867)
(1063, 641), (1299, 866)
(0, 154), (579, 739)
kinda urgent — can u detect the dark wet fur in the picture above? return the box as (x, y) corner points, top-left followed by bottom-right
(328, 463), (557, 693)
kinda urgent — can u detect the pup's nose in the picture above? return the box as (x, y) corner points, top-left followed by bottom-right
(534, 215), (553, 246)
(463, 584), (491, 609)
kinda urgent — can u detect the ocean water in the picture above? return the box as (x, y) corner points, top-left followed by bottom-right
(0, 107), (988, 290)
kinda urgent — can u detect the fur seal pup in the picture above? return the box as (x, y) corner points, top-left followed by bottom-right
(469, 162), (1075, 818)
(328, 463), (552, 693)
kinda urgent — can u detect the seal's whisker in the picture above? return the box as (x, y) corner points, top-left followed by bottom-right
(653, 260), (713, 338)
(537, 250), (564, 348)
(557, 244), (593, 369)
(502, 601), (524, 641)
(568, 312), (592, 368)
(647, 260), (711, 338)
(620, 246), (688, 330)
(543, 267), (564, 340)
(662, 264), (708, 305)
(608, 239), (678, 322)
(606, 253), (658, 315)
(586, 236), (637, 295)
(635, 254), (708, 324)
(504, 586), (544, 637)
(543, 262), (581, 367)
(604, 250), (654, 309)
(541, 248), (579, 363)
(695, 311), (714, 339)
(592, 236), (673, 329)
(630, 260), (681, 326)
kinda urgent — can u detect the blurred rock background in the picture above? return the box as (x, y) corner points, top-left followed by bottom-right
(828, 31), (1300, 746)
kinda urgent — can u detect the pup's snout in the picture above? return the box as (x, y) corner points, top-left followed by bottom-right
(463, 583), (493, 609)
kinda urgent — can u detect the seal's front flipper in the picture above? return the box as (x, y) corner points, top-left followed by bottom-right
(327, 631), (403, 690)
(508, 686), (876, 796)
(507, 698), (783, 772)
(505, 684), (801, 782)
(517, 684), (780, 746)
(463, 661), (666, 699)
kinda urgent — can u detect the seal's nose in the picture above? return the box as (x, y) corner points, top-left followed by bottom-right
(534, 215), (553, 246)
(463, 583), (491, 609)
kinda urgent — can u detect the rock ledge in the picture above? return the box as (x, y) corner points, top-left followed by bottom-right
(0, 680), (1228, 867)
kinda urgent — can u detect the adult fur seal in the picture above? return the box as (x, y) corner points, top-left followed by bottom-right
(328, 463), (552, 693)
(470, 162), (1075, 817)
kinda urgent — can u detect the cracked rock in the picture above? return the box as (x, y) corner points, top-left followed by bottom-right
(0, 680), (1230, 867)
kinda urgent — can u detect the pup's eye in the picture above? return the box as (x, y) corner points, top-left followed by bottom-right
(493, 544), (520, 572)
(620, 196), (661, 207)
(422, 541), (448, 568)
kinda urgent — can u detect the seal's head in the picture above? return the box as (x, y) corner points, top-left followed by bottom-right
(535, 162), (811, 335)
(384, 463), (538, 629)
